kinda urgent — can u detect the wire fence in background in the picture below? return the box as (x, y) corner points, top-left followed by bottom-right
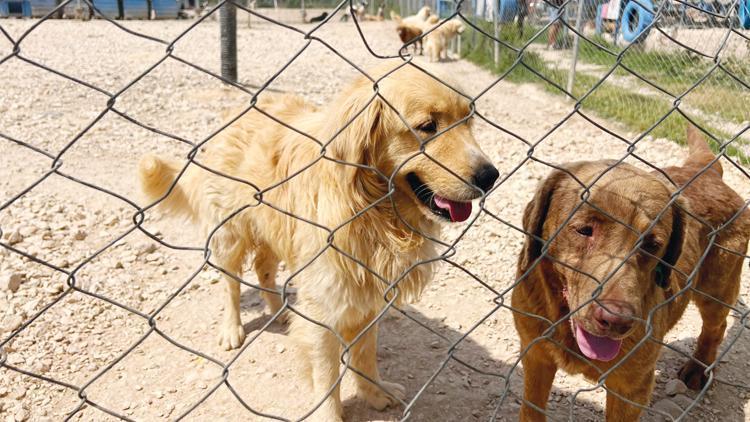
(1, 0), (750, 420)
(456, 0), (750, 154)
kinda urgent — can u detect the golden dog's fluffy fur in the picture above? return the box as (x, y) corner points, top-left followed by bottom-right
(391, 6), (431, 27)
(424, 19), (465, 62)
(511, 126), (749, 420)
(139, 62), (496, 421)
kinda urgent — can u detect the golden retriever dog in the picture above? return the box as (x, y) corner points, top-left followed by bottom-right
(424, 19), (465, 62)
(390, 6), (431, 26)
(511, 126), (749, 421)
(139, 62), (498, 421)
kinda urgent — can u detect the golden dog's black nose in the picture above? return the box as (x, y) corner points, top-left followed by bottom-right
(473, 164), (499, 193)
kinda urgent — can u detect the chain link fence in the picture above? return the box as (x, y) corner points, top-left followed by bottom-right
(458, 0), (750, 152)
(1, 0), (750, 420)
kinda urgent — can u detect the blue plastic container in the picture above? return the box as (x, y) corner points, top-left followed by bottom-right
(92, 0), (119, 18)
(151, 0), (179, 18)
(437, 0), (454, 18)
(123, 0), (147, 18)
(1, 0), (32, 16)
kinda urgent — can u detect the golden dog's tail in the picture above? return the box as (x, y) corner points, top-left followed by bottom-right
(390, 10), (402, 23)
(684, 124), (723, 177)
(139, 155), (194, 218)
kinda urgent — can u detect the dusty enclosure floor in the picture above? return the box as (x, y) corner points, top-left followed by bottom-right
(1, 16), (750, 422)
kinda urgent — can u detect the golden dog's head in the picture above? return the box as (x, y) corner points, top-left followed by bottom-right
(518, 161), (687, 361)
(325, 63), (498, 223)
(416, 6), (432, 20)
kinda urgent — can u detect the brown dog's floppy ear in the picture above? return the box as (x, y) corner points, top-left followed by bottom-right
(517, 170), (565, 275)
(655, 196), (688, 288)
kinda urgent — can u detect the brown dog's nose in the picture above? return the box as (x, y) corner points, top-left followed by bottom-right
(593, 301), (635, 336)
(473, 164), (499, 193)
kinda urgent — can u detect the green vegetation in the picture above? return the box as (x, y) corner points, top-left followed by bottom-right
(460, 21), (750, 165)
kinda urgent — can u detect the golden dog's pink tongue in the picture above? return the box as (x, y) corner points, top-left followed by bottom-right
(434, 196), (472, 222)
(574, 323), (622, 362)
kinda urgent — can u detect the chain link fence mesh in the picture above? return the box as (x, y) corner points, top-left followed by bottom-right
(1, 0), (749, 420)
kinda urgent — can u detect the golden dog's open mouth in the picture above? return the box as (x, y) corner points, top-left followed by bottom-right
(406, 172), (472, 222)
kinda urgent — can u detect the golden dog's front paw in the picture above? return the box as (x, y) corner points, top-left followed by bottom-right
(358, 380), (406, 411)
(218, 323), (246, 350)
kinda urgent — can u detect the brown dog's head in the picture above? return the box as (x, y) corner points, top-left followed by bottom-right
(518, 161), (687, 361)
(325, 63), (498, 224)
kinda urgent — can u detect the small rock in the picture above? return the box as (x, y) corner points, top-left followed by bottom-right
(2, 315), (24, 333)
(276, 344), (286, 354)
(1, 273), (23, 293)
(73, 230), (87, 241)
(665, 379), (688, 396)
(11, 387), (26, 400)
(137, 243), (157, 256)
(652, 398), (685, 421)
(672, 394), (697, 410)
(7, 230), (23, 245)
(14, 408), (29, 422)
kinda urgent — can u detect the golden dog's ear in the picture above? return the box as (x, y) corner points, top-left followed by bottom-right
(518, 170), (566, 275)
(656, 196), (688, 287)
(326, 79), (389, 169)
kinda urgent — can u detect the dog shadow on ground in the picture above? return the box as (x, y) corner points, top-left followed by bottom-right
(238, 285), (750, 421)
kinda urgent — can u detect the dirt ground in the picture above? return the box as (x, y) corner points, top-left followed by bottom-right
(1, 15), (750, 422)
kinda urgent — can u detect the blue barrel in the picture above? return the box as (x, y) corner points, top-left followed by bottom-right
(2, 0), (32, 16)
(437, 0), (454, 18)
(497, 0), (519, 23)
(740, 0), (750, 29)
(151, 0), (178, 18)
(29, 0), (57, 16)
(123, 0), (147, 18)
(92, 0), (119, 18)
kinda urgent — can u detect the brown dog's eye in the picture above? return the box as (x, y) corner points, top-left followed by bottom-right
(417, 120), (437, 133)
(641, 235), (662, 253)
(575, 226), (593, 237)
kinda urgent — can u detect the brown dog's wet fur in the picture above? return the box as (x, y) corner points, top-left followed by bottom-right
(512, 126), (749, 421)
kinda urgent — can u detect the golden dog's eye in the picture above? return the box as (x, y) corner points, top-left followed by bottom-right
(575, 226), (593, 237)
(417, 120), (437, 133)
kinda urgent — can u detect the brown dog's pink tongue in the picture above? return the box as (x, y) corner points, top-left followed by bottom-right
(433, 196), (472, 222)
(574, 323), (622, 362)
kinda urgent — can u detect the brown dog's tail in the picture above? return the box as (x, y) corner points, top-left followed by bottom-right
(684, 124), (723, 177)
(139, 155), (194, 219)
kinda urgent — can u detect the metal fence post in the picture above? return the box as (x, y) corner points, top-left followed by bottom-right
(493, 0), (499, 66)
(220, 1), (238, 83)
(566, 0), (585, 94)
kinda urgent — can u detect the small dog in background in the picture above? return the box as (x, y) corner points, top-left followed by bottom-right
(511, 126), (749, 420)
(391, 8), (439, 55)
(395, 21), (423, 54)
(307, 11), (328, 23)
(391, 5), (431, 26)
(423, 19), (464, 62)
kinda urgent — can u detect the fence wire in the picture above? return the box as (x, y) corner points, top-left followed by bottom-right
(1, 0), (749, 420)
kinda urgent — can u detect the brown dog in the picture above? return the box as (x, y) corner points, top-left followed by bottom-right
(396, 23), (423, 54)
(511, 126), (749, 420)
